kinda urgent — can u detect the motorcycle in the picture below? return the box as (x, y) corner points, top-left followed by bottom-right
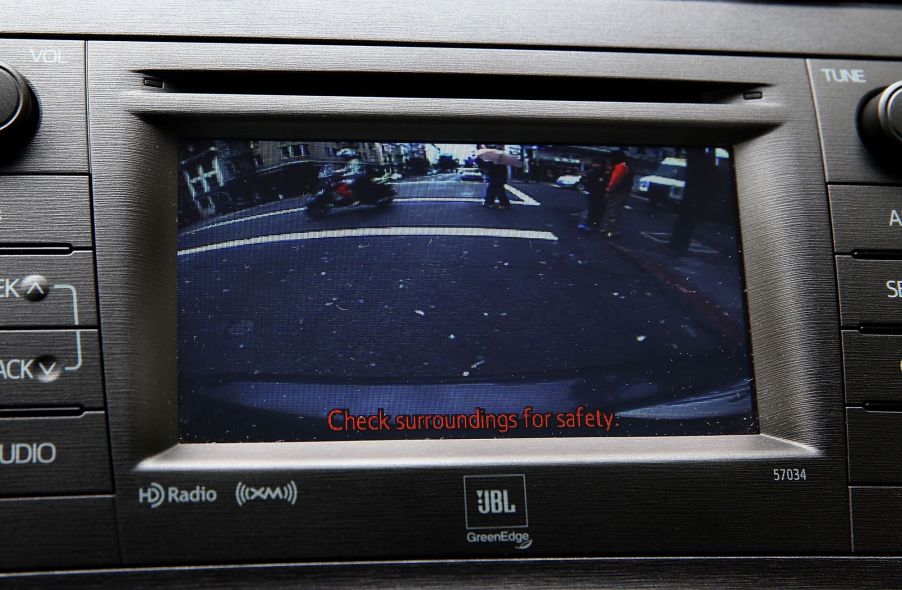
(304, 172), (396, 217)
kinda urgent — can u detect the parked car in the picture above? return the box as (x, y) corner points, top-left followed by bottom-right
(555, 174), (585, 191)
(637, 157), (687, 206)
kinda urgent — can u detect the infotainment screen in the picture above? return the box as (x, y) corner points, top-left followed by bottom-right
(177, 140), (755, 442)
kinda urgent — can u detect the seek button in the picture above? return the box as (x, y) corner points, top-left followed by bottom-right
(836, 257), (902, 327)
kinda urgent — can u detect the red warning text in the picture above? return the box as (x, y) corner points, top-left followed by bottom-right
(326, 406), (619, 434)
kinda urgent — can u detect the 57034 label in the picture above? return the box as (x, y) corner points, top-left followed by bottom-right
(773, 467), (807, 482)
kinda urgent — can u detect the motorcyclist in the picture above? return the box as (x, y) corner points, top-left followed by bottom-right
(333, 148), (370, 204)
(335, 148), (365, 178)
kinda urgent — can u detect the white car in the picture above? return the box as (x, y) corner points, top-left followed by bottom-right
(637, 157), (687, 205)
(554, 174), (585, 191)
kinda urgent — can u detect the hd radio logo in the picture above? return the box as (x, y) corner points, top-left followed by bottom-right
(464, 474), (532, 549)
(138, 482), (166, 508)
(234, 481), (298, 507)
(138, 482), (218, 508)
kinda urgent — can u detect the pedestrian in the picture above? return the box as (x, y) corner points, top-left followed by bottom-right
(600, 151), (633, 238)
(669, 147), (716, 255)
(577, 157), (611, 231)
(476, 145), (511, 209)
(528, 158), (540, 183)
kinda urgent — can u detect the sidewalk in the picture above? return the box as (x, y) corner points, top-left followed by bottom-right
(601, 195), (749, 340)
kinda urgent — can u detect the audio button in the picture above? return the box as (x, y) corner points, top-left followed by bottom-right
(0, 412), (112, 496)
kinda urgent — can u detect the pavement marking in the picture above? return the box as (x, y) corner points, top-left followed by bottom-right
(181, 184), (541, 235)
(504, 184), (541, 206)
(390, 179), (457, 186)
(640, 231), (719, 254)
(394, 197), (532, 206)
(182, 206), (307, 235)
(178, 226), (559, 257)
(397, 186), (539, 206)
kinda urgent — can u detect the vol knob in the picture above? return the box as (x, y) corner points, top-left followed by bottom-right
(859, 81), (902, 156)
(0, 61), (37, 155)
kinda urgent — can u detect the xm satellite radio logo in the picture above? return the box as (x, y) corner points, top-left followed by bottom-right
(235, 481), (299, 507)
(463, 474), (533, 550)
(138, 482), (218, 509)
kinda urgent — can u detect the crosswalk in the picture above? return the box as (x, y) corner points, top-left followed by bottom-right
(182, 184), (545, 237)
(391, 184), (540, 207)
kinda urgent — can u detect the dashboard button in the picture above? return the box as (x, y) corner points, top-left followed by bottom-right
(0, 252), (97, 328)
(0, 176), (93, 248)
(0, 330), (103, 409)
(836, 256), (902, 327)
(852, 487), (902, 553)
(847, 408), (902, 485)
(830, 185), (902, 253)
(0, 496), (118, 569)
(0, 412), (112, 496)
(843, 332), (902, 405)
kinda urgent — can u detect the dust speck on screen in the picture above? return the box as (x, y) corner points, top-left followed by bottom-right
(177, 140), (756, 443)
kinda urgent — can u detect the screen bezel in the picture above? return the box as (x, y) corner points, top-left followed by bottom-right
(87, 41), (850, 561)
(116, 116), (829, 463)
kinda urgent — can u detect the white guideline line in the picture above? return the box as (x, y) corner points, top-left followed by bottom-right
(178, 226), (558, 257)
(389, 179), (455, 186)
(504, 184), (540, 206)
(395, 197), (533, 206)
(182, 206), (307, 235)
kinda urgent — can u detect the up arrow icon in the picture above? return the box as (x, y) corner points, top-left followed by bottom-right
(21, 275), (50, 302)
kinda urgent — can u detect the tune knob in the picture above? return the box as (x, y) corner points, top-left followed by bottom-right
(0, 61), (36, 155)
(859, 81), (902, 156)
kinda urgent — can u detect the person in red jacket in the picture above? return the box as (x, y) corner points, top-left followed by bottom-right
(600, 151), (633, 238)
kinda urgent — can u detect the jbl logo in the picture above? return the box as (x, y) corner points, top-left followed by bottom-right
(464, 475), (528, 529)
(476, 489), (517, 514)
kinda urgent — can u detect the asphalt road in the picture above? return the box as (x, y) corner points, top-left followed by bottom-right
(177, 173), (756, 441)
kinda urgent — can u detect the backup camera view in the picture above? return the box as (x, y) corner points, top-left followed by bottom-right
(177, 140), (756, 442)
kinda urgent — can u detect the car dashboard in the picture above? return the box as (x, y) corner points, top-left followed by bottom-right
(1, 1), (902, 587)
